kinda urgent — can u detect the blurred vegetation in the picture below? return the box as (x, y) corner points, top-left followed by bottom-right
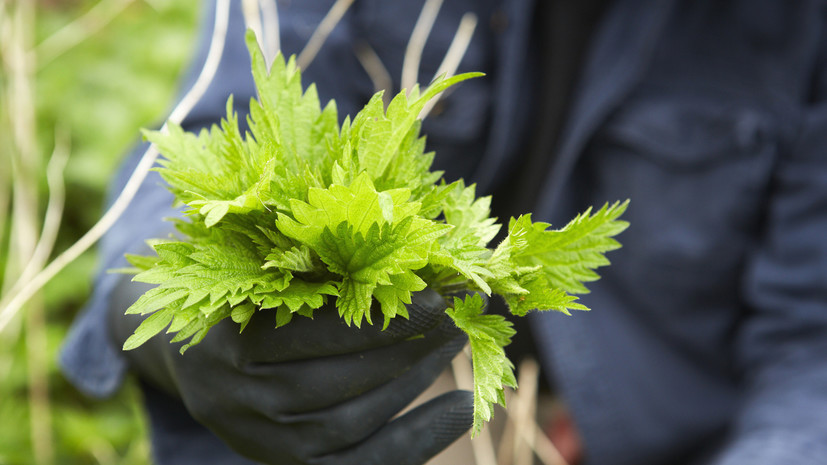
(0, 0), (198, 463)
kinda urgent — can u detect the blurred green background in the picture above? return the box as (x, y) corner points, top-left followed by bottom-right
(0, 1), (199, 463)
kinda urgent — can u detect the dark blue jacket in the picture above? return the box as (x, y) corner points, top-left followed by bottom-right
(61, 1), (827, 464)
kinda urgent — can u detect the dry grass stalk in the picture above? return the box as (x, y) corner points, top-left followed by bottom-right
(512, 359), (539, 465)
(418, 12), (477, 119)
(242, 0), (265, 58)
(259, 0), (280, 60)
(296, 0), (355, 70)
(497, 358), (570, 465)
(3, 1), (54, 463)
(2, 128), (69, 310)
(242, 0), (281, 68)
(401, 0), (444, 94)
(353, 40), (393, 107)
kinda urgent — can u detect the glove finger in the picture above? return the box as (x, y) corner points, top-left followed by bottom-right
(239, 317), (464, 411)
(263, 332), (467, 458)
(226, 288), (451, 363)
(311, 390), (474, 465)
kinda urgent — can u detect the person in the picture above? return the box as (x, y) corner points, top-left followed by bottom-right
(60, 0), (827, 464)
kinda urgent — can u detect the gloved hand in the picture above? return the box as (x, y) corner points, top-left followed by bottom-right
(108, 275), (473, 465)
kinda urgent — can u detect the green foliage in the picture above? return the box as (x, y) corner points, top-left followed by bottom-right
(1, 1), (198, 463)
(126, 30), (629, 434)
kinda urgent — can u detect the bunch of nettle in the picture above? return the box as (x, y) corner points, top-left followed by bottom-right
(122, 31), (628, 433)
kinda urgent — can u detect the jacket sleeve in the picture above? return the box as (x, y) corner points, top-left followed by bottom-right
(711, 30), (827, 465)
(58, 141), (180, 397)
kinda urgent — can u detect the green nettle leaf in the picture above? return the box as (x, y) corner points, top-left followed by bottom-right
(123, 29), (629, 433)
(446, 294), (517, 434)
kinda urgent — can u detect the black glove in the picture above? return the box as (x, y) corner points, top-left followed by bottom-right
(108, 275), (473, 465)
